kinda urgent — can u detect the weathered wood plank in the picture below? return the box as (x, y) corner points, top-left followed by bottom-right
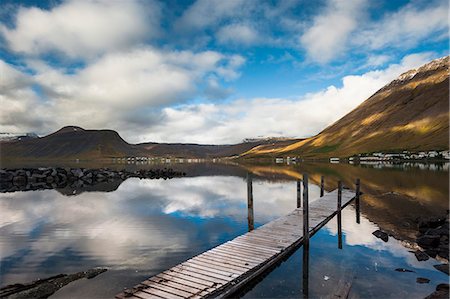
(141, 280), (194, 298)
(154, 273), (212, 291)
(139, 287), (185, 299)
(197, 253), (254, 270)
(188, 256), (250, 273)
(199, 251), (259, 268)
(202, 249), (262, 266)
(147, 276), (204, 294)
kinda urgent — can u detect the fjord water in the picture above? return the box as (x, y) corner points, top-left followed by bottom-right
(0, 162), (448, 298)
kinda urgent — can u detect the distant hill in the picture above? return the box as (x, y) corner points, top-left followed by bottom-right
(0, 125), (299, 162)
(241, 56), (449, 159)
(138, 138), (300, 159)
(0, 126), (139, 161)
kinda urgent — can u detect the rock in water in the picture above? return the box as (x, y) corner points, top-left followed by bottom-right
(372, 230), (389, 242)
(417, 277), (430, 284)
(414, 250), (429, 261)
(433, 264), (449, 275)
(0, 268), (107, 298)
(395, 268), (415, 273)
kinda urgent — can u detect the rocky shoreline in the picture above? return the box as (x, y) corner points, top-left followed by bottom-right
(416, 212), (449, 261)
(0, 167), (186, 193)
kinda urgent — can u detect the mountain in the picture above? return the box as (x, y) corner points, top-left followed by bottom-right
(0, 125), (299, 162)
(0, 126), (139, 161)
(241, 56), (449, 159)
(0, 132), (38, 142)
(138, 138), (299, 159)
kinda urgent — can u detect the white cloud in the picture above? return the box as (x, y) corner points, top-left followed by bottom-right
(0, 61), (51, 133)
(1, 0), (160, 58)
(216, 23), (260, 45)
(175, 0), (248, 31)
(299, 0), (448, 64)
(364, 55), (392, 67)
(0, 48), (245, 135)
(300, 0), (368, 63)
(136, 52), (435, 144)
(354, 1), (449, 50)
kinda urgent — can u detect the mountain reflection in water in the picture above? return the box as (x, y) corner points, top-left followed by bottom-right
(0, 162), (448, 298)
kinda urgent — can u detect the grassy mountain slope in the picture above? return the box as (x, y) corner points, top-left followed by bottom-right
(137, 138), (299, 158)
(241, 56), (449, 159)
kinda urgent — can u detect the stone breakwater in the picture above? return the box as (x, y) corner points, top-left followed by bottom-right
(0, 167), (186, 193)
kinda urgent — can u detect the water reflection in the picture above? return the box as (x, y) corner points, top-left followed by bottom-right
(0, 162), (448, 298)
(0, 175), (303, 297)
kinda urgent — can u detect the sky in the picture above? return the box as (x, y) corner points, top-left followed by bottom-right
(0, 0), (448, 144)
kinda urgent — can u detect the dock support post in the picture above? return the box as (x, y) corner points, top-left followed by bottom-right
(337, 180), (343, 249)
(302, 174), (309, 298)
(247, 173), (254, 232)
(297, 180), (301, 208)
(302, 233), (310, 299)
(302, 174), (309, 243)
(320, 176), (324, 197)
(355, 178), (360, 224)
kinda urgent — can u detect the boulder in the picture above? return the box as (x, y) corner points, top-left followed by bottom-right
(373, 230), (389, 242)
(414, 250), (429, 261)
(434, 264), (449, 275)
(395, 268), (415, 273)
(418, 235), (440, 247)
(416, 277), (430, 284)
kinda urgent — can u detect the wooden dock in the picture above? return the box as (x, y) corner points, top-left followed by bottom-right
(116, 175), (360, 299)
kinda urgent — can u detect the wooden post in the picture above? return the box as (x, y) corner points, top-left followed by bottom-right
(247, 173), (254, 232)
(337, 180), (343, 249)
(320, 175), (324, 197)
(355, 178), (360, 224)
(302, 173), (309, 299)
(302, 174), (309, 244)
(297, 180), (301, 208)
(302, 234), (309, 299)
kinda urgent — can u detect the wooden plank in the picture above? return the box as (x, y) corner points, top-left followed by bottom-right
(249, 229), (300, 240)
(189, 256), (250, 273)
(225, 241), (279, 255)
(210, 247), (267, 263)
(218, 243), (275, 259)
(175, 264), (235, 282)
(159, 271), (217, 289)
(202, 249), (262, 266)
(210, 246), (267, 262)
(201, 252), (253, 270)
(234, 237), (289, 250)
(154, 273), (212, 291)
(200, 251), (259, 268)
(148, 276), (204, 294)
(139, 287), (184, 299)
(141, 280), (194, 298)
(166, 267), (228, 285)
(243, 232), (296, 245)
(116, 187), (357, 299)
(237, 233), (292, 244)
(182, 260), (241, 278)
(230, 238), (282, 253)
(133, 291), (164, 299)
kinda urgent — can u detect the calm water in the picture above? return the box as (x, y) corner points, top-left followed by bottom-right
(0, 162), (448, 298)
